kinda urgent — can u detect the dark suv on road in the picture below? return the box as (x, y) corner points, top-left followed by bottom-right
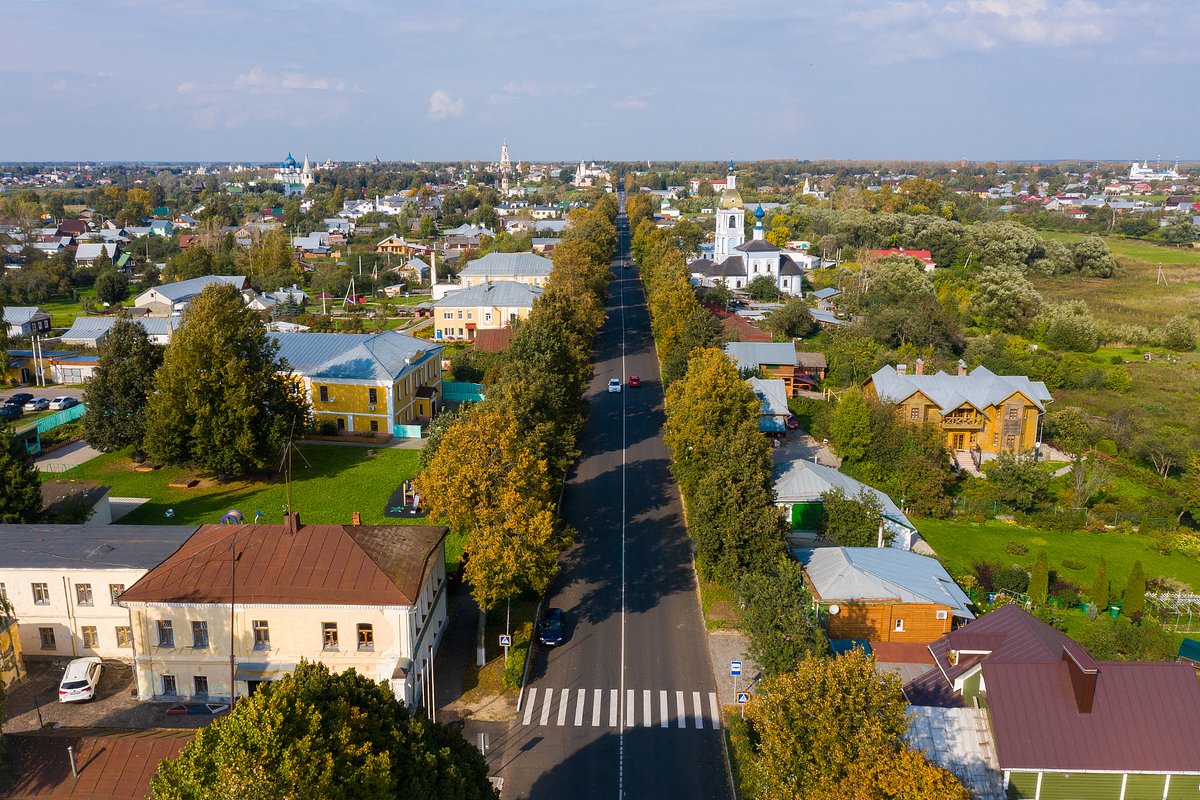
(538, 608), (565, 646)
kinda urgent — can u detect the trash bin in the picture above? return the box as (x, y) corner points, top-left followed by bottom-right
(1109, 603), (1122, 619)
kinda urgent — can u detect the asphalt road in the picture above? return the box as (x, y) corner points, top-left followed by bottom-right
(492, 208), (731, 799)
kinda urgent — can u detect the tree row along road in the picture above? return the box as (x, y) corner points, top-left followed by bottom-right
(494, 205), (731, 799)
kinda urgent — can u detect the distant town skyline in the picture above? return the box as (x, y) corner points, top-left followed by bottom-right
(1, 0), (1197, 162)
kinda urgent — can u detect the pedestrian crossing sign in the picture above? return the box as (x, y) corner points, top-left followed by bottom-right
(500, 635), (512, 647)
(736, 693), (749, 705)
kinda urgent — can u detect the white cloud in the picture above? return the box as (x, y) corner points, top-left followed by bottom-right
(428, 89), (465, 119)
(233, 67), (347, 93)
(613, 91), (652, 110)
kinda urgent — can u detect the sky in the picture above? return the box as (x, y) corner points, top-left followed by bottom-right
(0, 0), (1197, 163)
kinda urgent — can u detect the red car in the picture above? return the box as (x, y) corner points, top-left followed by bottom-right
(785, 415), (800, 430)
(627, 376), (641, 388)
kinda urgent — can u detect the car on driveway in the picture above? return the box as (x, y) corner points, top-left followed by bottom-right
(607, 378), (622, 393)
(785, 415), (800, 430)
(5, 393), (33, 408)
(627, 375), (641, 388)
(59, 657), (103, 703)
(538, 607), (565, 646)
(23, 397), (49, 412)
(48, 396), (79, 411)
(0, 405), (22, 422)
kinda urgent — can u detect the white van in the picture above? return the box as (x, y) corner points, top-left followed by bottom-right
(58, 657), (103, 703)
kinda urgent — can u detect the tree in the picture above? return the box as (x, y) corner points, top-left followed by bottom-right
(1028, 551), (1049, 606)
(738, 560), (827, 677)
(986, 451), (1051, 512)
(746, 275), (782, 301)
(83, 316), (164, 453)
(816, 748), (970, 800)
(149, 661), (496, 800)
(1091, 558), (1110, 610)
(1162, 314), (1197, 351)
(143, 284), (309, 477)
(829, 388), (872, 461)
(0, 305), (8, 376)
(819, 486), (887, 547)
(970, 265), (1042, 332)
(94, 269), (129, 307)
(1040, 301), (1099, 352)
(748, 650), (965, 800)
(762, 297), (819, 341)
(704, 282), (732, 311)
(0, 424), (41, 523)
(1123, 561), (1146, 618)
(1070, 237), (1118, 277)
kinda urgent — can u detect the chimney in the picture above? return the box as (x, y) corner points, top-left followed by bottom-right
(895, 363), (907, 375)
(915, 357), (924, 376)
(1062, 646), (1099, 714)
(352, 512), (362, 526)
(283, 511), (301, 535)
(431, 251), (438, 286)
(957, 359), (968, 377)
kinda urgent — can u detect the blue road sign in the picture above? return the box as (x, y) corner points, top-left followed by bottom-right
(730, 660), (742, 677)
(736, 693), (749, 705)
(499, 634), (512, 647)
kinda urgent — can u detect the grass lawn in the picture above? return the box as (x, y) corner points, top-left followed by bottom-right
(52, 444), (422, 528)
(916, 516), (1200, 593)
(40, 290), (135, 329)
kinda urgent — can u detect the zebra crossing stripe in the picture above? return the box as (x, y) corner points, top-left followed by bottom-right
(557, 688), (570, 726)
(522, 687), (537, 726)
(627, 689), (636, 727)
(609, 689), (618, 727)
(642, 690), (652, 728)
(659, 691), (669, 728)
(520, 687), (721, 729)
(675, 690), (686, 728)
(692, 692), (703, 729)
(708, 693), (721, 730)
(575, 689), (586, 726)
(540, 688), (554, 726)
(592, 689), (602, 727)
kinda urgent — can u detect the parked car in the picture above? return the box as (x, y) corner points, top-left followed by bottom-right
(23, 398), (49, 412)
(785, 415), (800, 430)
(627, 375), (641, 388)
(58, 657), (103, 703)
(5, 393), (33, 408)
(48, 396), (79, 411)
(607, 378), (622, 393)
(538, 607), (565, 646)
(0, 405), (22, 422)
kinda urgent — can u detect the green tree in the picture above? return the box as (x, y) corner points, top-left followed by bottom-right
(1028, 551), (1049, 607)
(762, 296), (818, 341)
(1162, 314), (1197, 351)
(1071, 615), (1176, 661)
(1070, 237), (1118, 277)
(1040, 301), (1099, 352)
(94, 269), (129, 307)
(0, 424), (41, 523)
(986, 451), (1051, 512)
(1091, 558), (1110, 610)
(970, 264), (1042, 332)
(83, 316), (164, 454)
(149, 661), (496, 800)
(1123, 561), (1146, 618)
(704, 282), (732, 311)
(829, 388), (872, 461)
(819, 486), (887, 547)
(417, 214), (438, 239)
(738, 560), (827, 677)
(143, 284), (309, 477)
(0, 305), (8, 376)
(746, 275), (781, 301)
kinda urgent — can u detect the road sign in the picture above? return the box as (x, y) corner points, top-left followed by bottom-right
(736, 693), (749, 705)
(730, 660), (742, 677)
(499, 634), (512, 648)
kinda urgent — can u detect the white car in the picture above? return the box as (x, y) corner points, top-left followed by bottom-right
(59, 656), (103, 703)
(48, 396), (79, 411)
(607, 378), (622, 393)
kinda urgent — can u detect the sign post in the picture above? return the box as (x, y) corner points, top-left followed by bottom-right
(737, 692), (749, 719)
(499, 634), (512, 663)
(730, 660), (742, 710)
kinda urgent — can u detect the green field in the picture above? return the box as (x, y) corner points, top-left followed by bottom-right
(49, 444), (422, 528)
(916, 516), (1200, 593)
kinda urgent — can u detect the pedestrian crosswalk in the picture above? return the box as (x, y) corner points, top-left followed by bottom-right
(521, 687), (723, 730)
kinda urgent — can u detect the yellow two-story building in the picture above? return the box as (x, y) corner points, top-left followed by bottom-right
(273, 330), (443, 436)
(455, 251), (554, 288)
(863, 362), (1052, 460)
(431, 280), (541, 342)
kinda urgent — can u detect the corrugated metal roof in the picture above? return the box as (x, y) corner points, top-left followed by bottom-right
(59, 316), (180, 344)
(432, 280), (541, 308)
(773, 458), (915, 532)
(749, 377), (789, 432)
(3, 307), (48, 326)
(458, 252), (553, 277)
(4, 729), (193, 799)
(793, 547), (973, 617)
(138, 275), (247, 304)
(870, 364), (1053, 414)
(920, 604), (1075, 687)
(120, 522), (447, 607)
(724, 341), (797, 370)
(812, 287), (842, 300)
(272, 330), (441, 381)
(0, 524), (200, 570)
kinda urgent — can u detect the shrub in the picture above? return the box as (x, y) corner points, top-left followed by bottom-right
(318, 420), (338, 436)
(501, 621), (533, 688)
(993, 564), (1031, 594)
(1061, 557), (1086, 571)
(1004, 540), (1029, 556)
(1094, 439), (1118, 457)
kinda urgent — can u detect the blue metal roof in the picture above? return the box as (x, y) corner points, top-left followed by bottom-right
(459, 252), (553, 278)
(793, 546), (974, 618)
(272, 331), (441, 382)
(432, 281), (541, 309)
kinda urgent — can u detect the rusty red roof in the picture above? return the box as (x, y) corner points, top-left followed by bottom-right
(474, 328), (516, 353)
(2, 729), (192, 799)
(119, 522), (446, 607)
(984, 659), (1200, 773)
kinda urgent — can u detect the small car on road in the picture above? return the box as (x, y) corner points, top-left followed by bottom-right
(785, 415), (800, 430)
(23, 397), (49, 412)
(627, 375), (641, 388)
(48, 396), (79, 411)
(607, 378), (622, 393)
(59, 657), (103, 703)
(538, 608), (565, 646)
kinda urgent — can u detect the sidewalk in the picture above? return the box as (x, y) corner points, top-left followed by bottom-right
(34, 440), (102, 472)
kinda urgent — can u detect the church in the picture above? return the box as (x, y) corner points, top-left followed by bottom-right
(688, 162), (805, 297)
(276, 152), (315, 195)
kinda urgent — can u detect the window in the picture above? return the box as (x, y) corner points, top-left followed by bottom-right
(0, 583), (6, 600)
(81, 626), (99, 648)
(32, 583), (50, 605)
(116, 626), (133, 648)
(909, 407), (919, 420)
(357, 623), (374, 651)
(157, 620), (174, 648)
(319, 386), (329, 402)
(1007, 406), (1019, 420)
(443, 311), (452, 320)
(192, 621), (209, 648)
(336, 418), (345, 430)
(457, 310), (463, 320)
(162, 675), (177, 696)
(484, 311), (493, 323)
(109, 584), (124, 605)
(194, 676), (209, 696)
(39, 627), (55, 649)
(894, 619), (905, 632)
(466, 311), (472, 320)
(368, 388), (378, 405)
(253, 620), (270, 649)
(370, 420), (379, 432)
(75, 583), (93, 606)
(323, 622), (338, 650)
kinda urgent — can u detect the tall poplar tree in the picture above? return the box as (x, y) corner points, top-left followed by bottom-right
(83, 316), (163, 454)
(0, 424), (41, 523)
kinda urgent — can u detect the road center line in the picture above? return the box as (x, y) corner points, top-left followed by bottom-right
(618, 217), (628, 799)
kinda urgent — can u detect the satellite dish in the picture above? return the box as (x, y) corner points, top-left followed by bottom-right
(828, 604), (840, 616)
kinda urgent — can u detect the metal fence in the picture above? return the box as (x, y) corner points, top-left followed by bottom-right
(33, 402), (88, 433)
(948, 497), (1175, 530)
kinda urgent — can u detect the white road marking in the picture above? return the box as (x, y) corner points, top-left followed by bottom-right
(593, 688), (602, 727)
(540, 687), (554, 726)
(709, 693), (722, 730)
(643, 689), (652, 728)
(557, 688), (570, 726)
(659, 691), (669, 728)
(692, 692), (703, 729)
(609, 689), (619, 728)
(522, 687), (537, 726)
(575, 688), (587, 726)
(676, 691), (686, 728)
(627, 689), (636, 727)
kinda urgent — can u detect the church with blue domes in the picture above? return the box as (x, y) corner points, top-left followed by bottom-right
(689, 161), (805, 297)
(275, 152), (315, 195)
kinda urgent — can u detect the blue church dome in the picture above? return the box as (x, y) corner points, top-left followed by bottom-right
(754, 204), (765, 220)
(281, 152), (297, 169)
(728, 159), (736, 172)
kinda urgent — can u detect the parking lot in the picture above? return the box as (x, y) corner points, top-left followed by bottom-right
(3, 659), (214, 731)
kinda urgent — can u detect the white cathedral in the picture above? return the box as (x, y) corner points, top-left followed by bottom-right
(276, 152), (316, 195)
(689, 162), (804, 297)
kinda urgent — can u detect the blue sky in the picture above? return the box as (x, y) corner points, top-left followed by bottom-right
(0, 0), (1196, 162)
